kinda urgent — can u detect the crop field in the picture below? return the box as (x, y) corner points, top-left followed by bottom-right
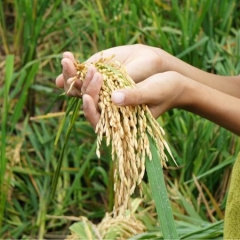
(1, 0), (240, 239)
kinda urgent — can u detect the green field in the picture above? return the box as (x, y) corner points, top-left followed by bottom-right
(1, 0), (240, 239)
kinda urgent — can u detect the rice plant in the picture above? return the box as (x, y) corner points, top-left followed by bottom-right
(1, 0), (240, 238)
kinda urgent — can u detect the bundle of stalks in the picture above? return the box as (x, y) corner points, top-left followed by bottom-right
(61, 54), (178, 239)
(69, 55), (172, 216)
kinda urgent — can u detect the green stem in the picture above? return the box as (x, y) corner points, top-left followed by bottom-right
(146, 135), (179, 239)
(51, 98), (82, 198)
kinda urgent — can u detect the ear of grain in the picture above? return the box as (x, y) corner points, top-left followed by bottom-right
(74, 55), (178, 238)
(66, 200), (146, 240)
(54, 55), (179, 239)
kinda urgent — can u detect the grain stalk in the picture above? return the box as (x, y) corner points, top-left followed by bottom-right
(65, 55), (178, 238)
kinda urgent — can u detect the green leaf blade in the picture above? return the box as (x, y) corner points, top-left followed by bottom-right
(146, 135), (179, 239)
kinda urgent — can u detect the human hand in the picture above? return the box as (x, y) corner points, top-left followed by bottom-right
(55, 52), (80, 96)
(55, 51), (103, 127)
(87, 44), (168, 83)
(55, 46), (187, 129)
(55, 44), (168, 97)
(83, 71), (191, 129)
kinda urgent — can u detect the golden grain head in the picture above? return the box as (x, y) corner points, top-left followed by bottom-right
(73, 55), (170, 217)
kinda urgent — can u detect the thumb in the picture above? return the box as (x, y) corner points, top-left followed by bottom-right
(111, 89), (145, 106)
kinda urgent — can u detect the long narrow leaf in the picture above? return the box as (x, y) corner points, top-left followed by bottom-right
(146, 135), (178, 239)
(0, 55), (14, 231)
(51, 98), (82, 198)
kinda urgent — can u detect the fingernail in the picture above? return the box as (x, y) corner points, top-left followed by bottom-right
(112, 91), (125, 104)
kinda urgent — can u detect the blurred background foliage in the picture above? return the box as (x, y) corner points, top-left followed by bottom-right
(0, 0), (240, 239)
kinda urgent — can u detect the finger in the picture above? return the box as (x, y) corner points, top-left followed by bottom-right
(111, 88), (147, 106)
(67, 77), (82, 90)
(56, 74), (64, 88)
(56, 74), (81, 96)
(63, 51), (75, 62)
(81, 66), (97, 94)
(112, 88), (165, 119)
(65, 82), (82, 97)
(85, 72), (103, 107)
(61, 58), (77, 81)
(83, 94), (100, 129)
(56, 52), (76, 89)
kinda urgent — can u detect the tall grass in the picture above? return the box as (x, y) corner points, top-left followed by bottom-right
(0, 55), (14, 231)
(0, 0), (239, 238)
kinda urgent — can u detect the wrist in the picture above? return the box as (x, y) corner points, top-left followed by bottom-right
(176, 75), (196, 110)
(154, 47), (173, 73)
(180, 77), (210, 114)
